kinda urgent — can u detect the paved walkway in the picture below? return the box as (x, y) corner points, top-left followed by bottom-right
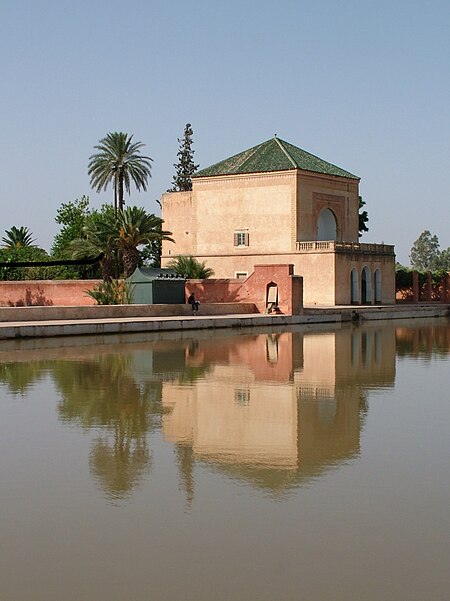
(0, 303), (448, 340)
(0, 312), (341, 340)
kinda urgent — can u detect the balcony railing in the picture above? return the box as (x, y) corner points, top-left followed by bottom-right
(295, 241), (395, 255)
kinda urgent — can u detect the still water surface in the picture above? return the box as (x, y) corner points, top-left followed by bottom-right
(1, 319), (449, 601)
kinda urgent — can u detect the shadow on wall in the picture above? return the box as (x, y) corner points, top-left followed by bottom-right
(8, 288), (53, 307)
(0, 280), (100, 307)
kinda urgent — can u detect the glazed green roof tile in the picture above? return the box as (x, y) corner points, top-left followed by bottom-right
(193, 137), (359, 180)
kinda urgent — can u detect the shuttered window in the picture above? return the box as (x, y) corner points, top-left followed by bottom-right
(234, 230), (249, 246)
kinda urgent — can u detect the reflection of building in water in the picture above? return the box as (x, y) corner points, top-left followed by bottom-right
(162, 324), (396, 496)
(396, 318), (450, 359)
(0, 324), (401, 501)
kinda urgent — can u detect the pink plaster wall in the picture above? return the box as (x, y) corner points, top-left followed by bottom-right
(0, 280), (101, 307)
(186, 264), (303, 315)
(0, 264), (304, 314)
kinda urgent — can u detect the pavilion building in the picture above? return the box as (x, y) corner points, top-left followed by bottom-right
(161, 136), (395, 305)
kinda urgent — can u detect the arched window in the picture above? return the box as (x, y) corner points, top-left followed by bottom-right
(317, 208), (337, 240)
(374, 269), (382, 303)
(361, 266), (372, 304)
(350, 268), (359, 304)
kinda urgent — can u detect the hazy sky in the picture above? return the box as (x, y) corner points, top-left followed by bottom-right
(1, 0), (449, 264)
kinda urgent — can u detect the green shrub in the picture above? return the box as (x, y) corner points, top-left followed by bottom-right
(86, 279), (134, 305)
(167, 255), (214, 279)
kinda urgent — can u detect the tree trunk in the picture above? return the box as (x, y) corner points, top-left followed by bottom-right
(122, 247), (140, 278)
(118, 173), (124, 211)
(101, 256), (113, 282)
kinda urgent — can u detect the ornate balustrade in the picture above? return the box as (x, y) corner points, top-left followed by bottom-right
(295, 241), (395, 255)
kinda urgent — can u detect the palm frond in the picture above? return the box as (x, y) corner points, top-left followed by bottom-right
(88, 132), (153, 208)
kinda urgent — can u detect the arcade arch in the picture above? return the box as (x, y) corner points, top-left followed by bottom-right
(361, 266), (372, 304)
(350, 268), (359, 304)
(374, 269), (382, 303)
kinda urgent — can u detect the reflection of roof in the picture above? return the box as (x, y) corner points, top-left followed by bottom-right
(194, 137), (359, 180)
(199, 452), (360, 497)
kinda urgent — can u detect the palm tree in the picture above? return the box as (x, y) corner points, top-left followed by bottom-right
(2, 226), (35, 248)
(69, 208), (118, 281)
(114, 206), (173, 277)
(167, 255), (214, 279)
(88, 132), (153, 212)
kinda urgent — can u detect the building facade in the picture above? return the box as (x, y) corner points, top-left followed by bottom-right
(161, 136), (395, 306)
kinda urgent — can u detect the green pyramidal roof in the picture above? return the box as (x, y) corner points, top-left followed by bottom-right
(193, 136), (359, 180)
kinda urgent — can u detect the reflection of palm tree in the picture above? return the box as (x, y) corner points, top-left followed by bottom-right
(53, 354), (162, 498)
(90, 433), (151, 501)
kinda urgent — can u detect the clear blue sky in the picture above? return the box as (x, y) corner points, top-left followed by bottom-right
(1, 0), (449, 264)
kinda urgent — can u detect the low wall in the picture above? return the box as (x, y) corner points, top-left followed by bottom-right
(0, 280), (101, 307)
(0, 264), (303, 315)
(0, 302), (257, 322)
(396, 271), (450, 303)
(187, 264), (303, 315)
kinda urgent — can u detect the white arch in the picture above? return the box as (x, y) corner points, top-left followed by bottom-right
(351, 268), (359, 304)
(317, 208), (337, 240)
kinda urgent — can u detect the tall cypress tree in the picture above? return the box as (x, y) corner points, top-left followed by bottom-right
(358, 196), (369, 237)
(168, 123), (199, 192)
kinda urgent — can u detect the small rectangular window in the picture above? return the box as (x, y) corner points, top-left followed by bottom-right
(235, 271), (248, 280)
(234, 230), (249, 247)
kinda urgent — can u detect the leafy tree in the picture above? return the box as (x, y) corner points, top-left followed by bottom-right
(88, 132), (153, 212)
(2, 226), (36, 248)
(168, 123), (199, 192)
(139, 236), (162, 268)
(51, 196), (94, 278)
(0, 246), (52, 281)
(140, 199), (165, 267)
(358, 196), (369, 237)
(52, 196), (90, 257)
(410, 230), (441, 271)
(439, 247), (450, 271)
(114, 206), (173, 278)
(167, 255), (214, 279)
